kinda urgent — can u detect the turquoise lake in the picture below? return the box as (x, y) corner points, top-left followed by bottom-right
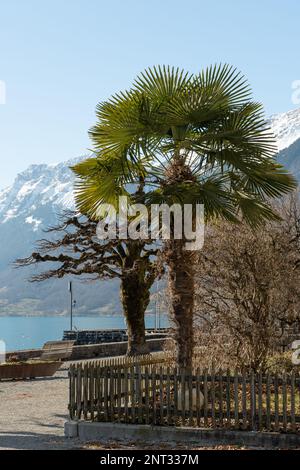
(0, 315), (168, 351)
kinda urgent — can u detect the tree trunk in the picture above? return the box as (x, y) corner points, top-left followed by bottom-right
(120, 240), (153, 356)
(166, 238), (195, 369)
(163, 155), (197, 369)
(121, 274), (150, 355)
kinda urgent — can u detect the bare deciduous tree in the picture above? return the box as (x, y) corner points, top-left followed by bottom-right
(16, 211), (162, 355)
(194, 194), (300, 372)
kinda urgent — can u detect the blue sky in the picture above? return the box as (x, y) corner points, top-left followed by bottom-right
(0, 0), (299, 188)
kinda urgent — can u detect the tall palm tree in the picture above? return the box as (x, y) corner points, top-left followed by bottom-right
(72, 65), (297, 368)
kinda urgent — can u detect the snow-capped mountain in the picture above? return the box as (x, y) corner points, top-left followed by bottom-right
(1, 106), (299, 228)
(0, 107), (299, 316)
(269, 107), (300, 151)
(0, 156), (82, 226)
(0, 155), (122, 316)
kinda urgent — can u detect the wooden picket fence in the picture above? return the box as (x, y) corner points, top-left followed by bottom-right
(68, 362), (300, 433)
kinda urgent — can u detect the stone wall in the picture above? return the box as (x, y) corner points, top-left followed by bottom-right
(6, 349), (42, 361)
(69, 338), (166, 360)
(6, 337), (166, 362)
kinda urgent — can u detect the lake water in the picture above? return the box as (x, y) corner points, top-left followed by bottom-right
(0, 315), (168, 352)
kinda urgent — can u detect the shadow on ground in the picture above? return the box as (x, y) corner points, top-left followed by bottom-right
(0, 431), (82, 450)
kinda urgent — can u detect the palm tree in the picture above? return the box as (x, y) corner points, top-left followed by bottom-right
(72, 65), (297, 368)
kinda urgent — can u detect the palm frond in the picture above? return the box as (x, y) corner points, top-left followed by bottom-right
(234, 192), (282, 228)
(73, 64), (297, 229)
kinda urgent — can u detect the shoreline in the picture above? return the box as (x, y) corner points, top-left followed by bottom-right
(0, 313), (162, 318)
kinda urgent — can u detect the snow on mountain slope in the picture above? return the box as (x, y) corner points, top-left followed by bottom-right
(0, 154), (123, 317)
(1, 106), (300, 227)
(269, 107), (300, 151)
(0, 156), (85, 225)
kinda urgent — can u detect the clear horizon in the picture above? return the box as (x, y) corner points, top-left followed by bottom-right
(0, 0), (300, 189)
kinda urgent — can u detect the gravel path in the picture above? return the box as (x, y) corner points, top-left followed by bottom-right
(0, 363), (252, 451)
(0, 364), (81, 450)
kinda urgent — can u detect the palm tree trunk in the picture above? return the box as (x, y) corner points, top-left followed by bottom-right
(164, 155), (197, 369)
(166, 238), (195, 369)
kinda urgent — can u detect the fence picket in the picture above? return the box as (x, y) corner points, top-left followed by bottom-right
(258, 371), (263, 431)
(83, 363), (88, 420)
(173, 367), (178, 426)
(104, 367), (108, 421)
(69, 364), (75, 420)
(266, 373), (271, 431)
(145, 366), (150, 425)
(181, 369), (186, 425)
(219, 369), (223, 427)
(117, 367), (121, 422)
(282, 371), (287, 431)
(242, 369), (247, 430)
(90, 363), (94, 421)
(211, 368), (216, 428)
(124, 366), (129, 422)
(291, 370), (296, 432)
(166, 367), (171, 426)
(274, 373), (279, 432)
(137, 365), (143, 424)
(234, 369), (239, 429)
(250, 370), (256, 430)
(204, 368), (208, 427)
(226, 369), (231, 428)
(110, 366), (115, 421)
(97, 366), (102, 421)
(196, 367), (201, 427)
(76, 364), (82, 420)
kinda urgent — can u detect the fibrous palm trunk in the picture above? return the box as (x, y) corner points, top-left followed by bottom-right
(164, 156), (197, 369)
